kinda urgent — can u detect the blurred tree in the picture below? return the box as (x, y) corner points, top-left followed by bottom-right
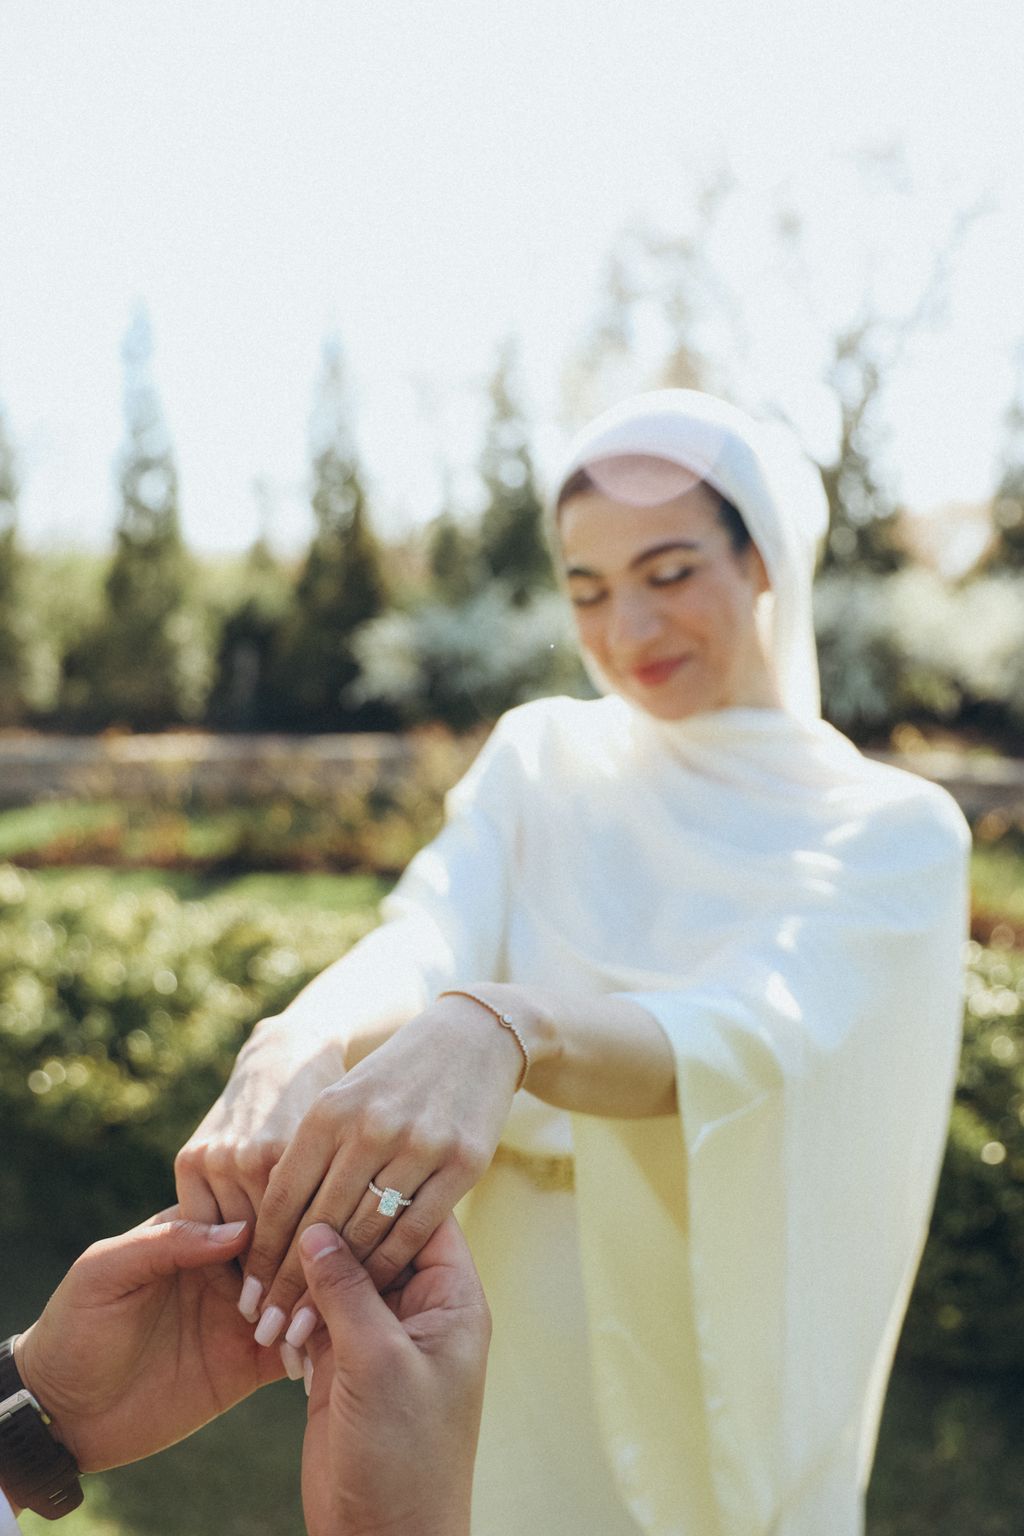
(477, 340), (553, 605)
(982, 351), (1024, 573)
(206, 530), (291, 731)
(0, 404), (28, 725)
(563, 160), (984, 581)
(426, 466), (483, 605)
(427, 510), (484, 606)
(269, 338), (390, 730)
(63, 308), (211, 729)
(561, 219), (716, 430)
(817, 317), (908, 574)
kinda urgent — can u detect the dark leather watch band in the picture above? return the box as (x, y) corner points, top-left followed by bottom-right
(0, 1337), (83, 1521)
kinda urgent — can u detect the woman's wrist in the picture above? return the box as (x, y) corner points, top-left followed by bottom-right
(439, 984), (561, 1084)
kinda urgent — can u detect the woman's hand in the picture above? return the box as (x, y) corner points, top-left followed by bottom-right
(240, 994), (528, 1348)
(174, 1014), (349, 1233)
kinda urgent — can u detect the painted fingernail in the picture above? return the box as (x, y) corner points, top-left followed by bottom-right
(303, 1354), (314, 1397)
(254, 1305), (287, 1347)
(280, 1341), (305, 1381)
(238, 1277), (263, 1322)
(285, 1307), (318, 1350)
(211, 1220), (247, 1244)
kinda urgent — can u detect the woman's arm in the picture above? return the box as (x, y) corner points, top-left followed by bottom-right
(175, 721), (518, 1232)
(438, 983), (678, 1119)
(238, 980), (678, 1351)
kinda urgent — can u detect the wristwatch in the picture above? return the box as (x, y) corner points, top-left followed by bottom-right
(0, 1337), (83, 1520)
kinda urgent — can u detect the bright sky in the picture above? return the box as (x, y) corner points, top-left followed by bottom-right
(2, 1), (1023, 552)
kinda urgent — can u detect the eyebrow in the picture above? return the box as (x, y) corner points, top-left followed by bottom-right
(564, 539), (703, 579)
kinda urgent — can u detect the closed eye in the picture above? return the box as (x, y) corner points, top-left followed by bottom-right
(648, 567), (695, 587)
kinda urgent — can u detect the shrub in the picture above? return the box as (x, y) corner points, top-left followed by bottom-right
(814, 570), (1024, 743)
(3, 862), (1024, 1372)
(0, 864), (372, 1253)
(349, 586), (588, 730)
(902, 940), (1024, 1369)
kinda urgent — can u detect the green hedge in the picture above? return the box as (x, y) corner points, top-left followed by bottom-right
(0, 864), (371, 1251)
(901, 939), (1024, 1369)
(2, 862), (1023, 1369)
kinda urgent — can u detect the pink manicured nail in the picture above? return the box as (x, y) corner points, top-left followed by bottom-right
(211, 1220), (247, 1244)
(238, 1277), (263, 1322)
(280, 1341), (305, 1381)
(303, 1355), (314, 1397)
(285, 1307), (318, 1350)
(254, 1305), (287, 1347)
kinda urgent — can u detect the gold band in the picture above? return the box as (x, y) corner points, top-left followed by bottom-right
(489, 1143), (575, 1193)
(438, 988), (530, 1091)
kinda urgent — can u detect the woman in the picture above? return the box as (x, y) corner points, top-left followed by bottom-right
(176, 390), (970, 1536)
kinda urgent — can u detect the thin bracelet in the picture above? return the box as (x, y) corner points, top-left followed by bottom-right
(438, 989), (530, 1090)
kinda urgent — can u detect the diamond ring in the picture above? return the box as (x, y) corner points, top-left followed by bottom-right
(368, 1179), (413, 1218)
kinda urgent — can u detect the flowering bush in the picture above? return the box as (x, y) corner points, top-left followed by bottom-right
(349, 585), (588, 729)
(815, 571), (1024, 741)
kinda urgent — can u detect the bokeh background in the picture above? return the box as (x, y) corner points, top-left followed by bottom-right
(2, 3), (1024, 1532)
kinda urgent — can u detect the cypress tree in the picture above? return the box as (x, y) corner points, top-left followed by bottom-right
(427, 468), (483, 606)
(477, 341), (553, 604)
(207, 534), (290, 731)
(270, 338), (389, 730)
(66, 308), (203, 729)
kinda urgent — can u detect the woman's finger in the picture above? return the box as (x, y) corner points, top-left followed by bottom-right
(243, 1121), (339, 1302)
(173, 1151), (224, 1225)
(340, 1157), (434, 1263)
(363, 1167), (471, 1293)
(283, 1288), (321, 1352)
(205, 1173), (258, 1244)
(249, 1156), (373, 1343)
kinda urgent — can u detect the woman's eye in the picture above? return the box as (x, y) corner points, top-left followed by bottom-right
(569, 589), (607, 609)
(649, 567), (695, 587)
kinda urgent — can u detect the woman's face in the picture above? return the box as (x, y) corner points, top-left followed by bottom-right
(558, 482), (779, 721)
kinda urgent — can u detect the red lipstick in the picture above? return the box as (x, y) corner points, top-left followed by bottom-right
(630, 657), (689, 687)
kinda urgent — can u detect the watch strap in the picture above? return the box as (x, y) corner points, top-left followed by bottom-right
(0, 1338), (83, 1521)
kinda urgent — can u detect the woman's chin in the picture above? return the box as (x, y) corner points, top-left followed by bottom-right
(615, 678), (713, 722)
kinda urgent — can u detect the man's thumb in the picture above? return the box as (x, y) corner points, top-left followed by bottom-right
(299, 1225), (390, 1351)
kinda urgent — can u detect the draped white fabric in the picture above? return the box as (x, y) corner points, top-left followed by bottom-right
(282, 694), (969, 1534)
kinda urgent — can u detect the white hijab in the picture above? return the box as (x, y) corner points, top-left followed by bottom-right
(553, 388), (829, 725)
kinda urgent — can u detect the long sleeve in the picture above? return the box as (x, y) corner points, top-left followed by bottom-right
(276, 716), (520, 1045)
(0, 1492), (20, 1533)
(568, 784), (971, 1536)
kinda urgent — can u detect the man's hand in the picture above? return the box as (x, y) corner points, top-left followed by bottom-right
(14, 1211), (285, 1473)
(299, 1216), (490, 1536)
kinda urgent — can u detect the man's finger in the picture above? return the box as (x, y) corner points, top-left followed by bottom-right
(298, 1225), (400, 1364)
(87, 1218), (250, 1293)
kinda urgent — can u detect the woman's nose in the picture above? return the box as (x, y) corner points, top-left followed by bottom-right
(608, 591), (662, 651)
